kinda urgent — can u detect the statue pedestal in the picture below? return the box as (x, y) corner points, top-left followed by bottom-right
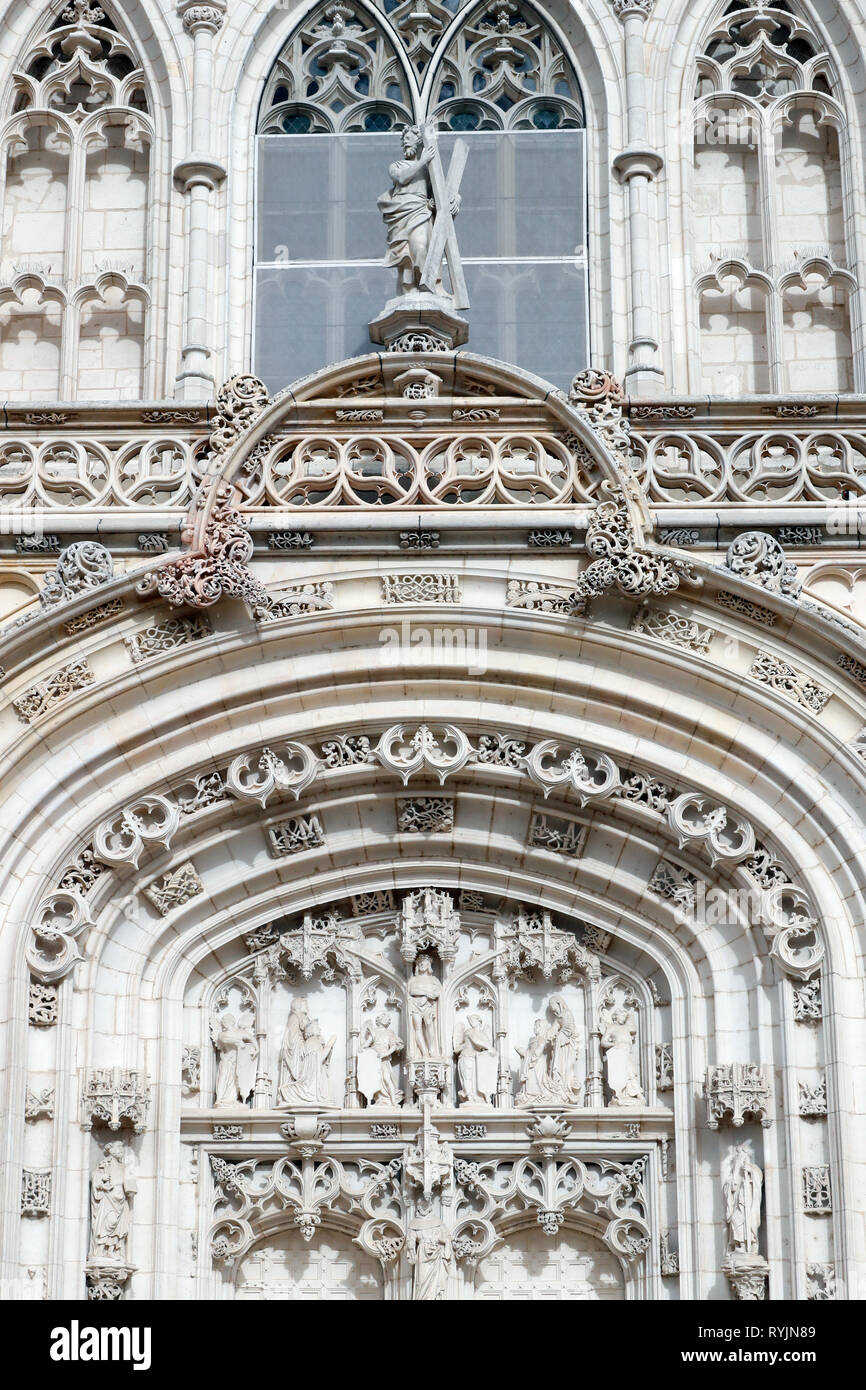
(85, 1260), (134, 1301)
(723, 1250), (769, 1300)
(408, 1058), (451, 1107)
(369, 292), (468, 352)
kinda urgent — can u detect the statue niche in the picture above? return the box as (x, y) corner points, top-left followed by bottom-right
(453, 1013), (497, 1106)
(598, 979), (645, 1108)
(211, 1012), (257, 1109)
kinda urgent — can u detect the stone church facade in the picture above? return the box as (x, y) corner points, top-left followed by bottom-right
(0, 0), (864, 1302)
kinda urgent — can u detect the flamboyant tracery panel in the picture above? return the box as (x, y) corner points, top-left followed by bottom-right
(0, 2), (153, 400)
(692, 1), (856, 394)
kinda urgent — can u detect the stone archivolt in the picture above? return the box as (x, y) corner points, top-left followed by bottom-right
(26, 713), (826, 996)
(28, 708), (826, 989)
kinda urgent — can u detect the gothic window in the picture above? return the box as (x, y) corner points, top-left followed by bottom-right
(0, 2), (152, 401)
(691, 1), (856, 394)
(254, 0), (587, 390)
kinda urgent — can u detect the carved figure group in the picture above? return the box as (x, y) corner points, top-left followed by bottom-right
(277, 998), (336, 1106)
(516, 995), (583, 1106)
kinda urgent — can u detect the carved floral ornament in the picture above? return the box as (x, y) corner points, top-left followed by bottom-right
(121, 359), (858, 653)
(30, 720), (825, 983)
(5, 380), (863, 665)
(204, 889), (647, 1120)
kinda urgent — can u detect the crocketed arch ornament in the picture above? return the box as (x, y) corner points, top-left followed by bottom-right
(133, 357), (681, 612)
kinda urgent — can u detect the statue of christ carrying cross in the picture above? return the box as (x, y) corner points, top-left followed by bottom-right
(377, 122), (469, 311)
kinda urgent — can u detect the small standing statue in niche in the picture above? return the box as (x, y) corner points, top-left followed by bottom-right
(211, 1011), (257, 1108)
(453, 1013), (497, 1105)
(277, 998), (336, 1106)
(358, 1013), (404, 1107)
(89, 1142), (136, 1264)
(515, 1017), (554, 1106)
(408, 953), (442, 1058)
(405, 1198), (454, 1300)
(377, 123), (468, 306)
(600, 1006), (646, 1107)
(723, 1142), (763, 1254)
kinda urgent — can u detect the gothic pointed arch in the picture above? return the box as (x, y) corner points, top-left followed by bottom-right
(428, 0), (585, 132)
(257, 0), (415, 135)
(1, 355), (863, 1298)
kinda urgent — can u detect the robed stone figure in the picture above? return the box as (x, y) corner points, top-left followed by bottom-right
(454, 1013), (497, 1105)
(277, 998), (335, 1106)
(406, 1199), (454, 1300)
(89, 1142), (136, 1264)
(723, 1142), (763, 1253)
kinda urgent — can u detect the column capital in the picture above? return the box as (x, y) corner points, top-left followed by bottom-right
(173, 156), (227, 192)
(178, 1), (226, 36)
(609, 0), (654, 22)
(613, 146), (664, 181)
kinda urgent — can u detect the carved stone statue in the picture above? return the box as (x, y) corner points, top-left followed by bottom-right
(547, 993), (583, 1105)
(723, 1142), (763, 1254)
(405, 1198), (454, 1300)
(601, 1007), (645, 1107)
(277, 999), (336, 1106)
(358, 1013), (404, 1106)
(211, 1012), (257, 1108)
(408, 953), (442, 1058)
(89, 1142), (136, 1263)
(377, 124), (461, 299)
(516, 1017), (554, 1106)
(516, 998), (583, 1106)
(454, 1013), (497, 1105)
